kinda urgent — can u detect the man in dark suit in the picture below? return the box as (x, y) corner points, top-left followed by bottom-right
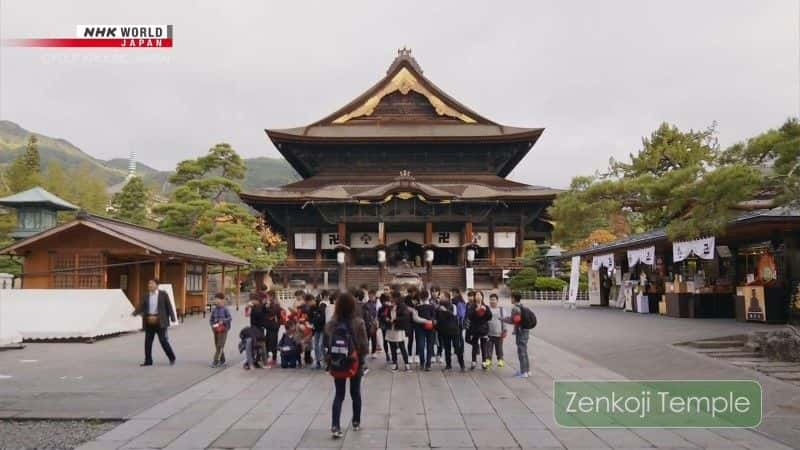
(133, 278), (177, 366)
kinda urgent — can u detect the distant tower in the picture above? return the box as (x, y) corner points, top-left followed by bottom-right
(127, 151), (137, 179)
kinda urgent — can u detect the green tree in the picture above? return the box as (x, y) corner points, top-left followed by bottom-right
(155, 143), (283, 269)
(551, 123), (762, 247)
(4, 135), (42, 192)
(111, 176), (149, 225)
(721, 117), (800, 206)
(69, 163), (109, 214)
(43, 160), (68, 197)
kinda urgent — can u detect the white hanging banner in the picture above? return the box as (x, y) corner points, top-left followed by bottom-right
(673, 236), (715, 262)
(293, 233), (317, 250)
(350, 232), (379, 248)
(591, 253), (615, 271)
(434, 231), (461, 248)
(568, 256), (581, 304)
(627, 246), (655, 266)
(473, 232), (489, 247)
(494, 231), (517, 248)
(321, 232), (341, 250)
(386, 232), (424, 246)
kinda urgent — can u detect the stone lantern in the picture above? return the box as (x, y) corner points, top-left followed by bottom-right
(0, 187), (78, 239)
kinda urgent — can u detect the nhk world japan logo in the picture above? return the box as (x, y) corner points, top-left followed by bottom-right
(4, 25), (173, 48)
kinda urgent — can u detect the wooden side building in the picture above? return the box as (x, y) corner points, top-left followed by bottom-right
(1, 210), (248, 314)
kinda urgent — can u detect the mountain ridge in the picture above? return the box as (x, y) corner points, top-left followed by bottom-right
(0, 120), (299, 192)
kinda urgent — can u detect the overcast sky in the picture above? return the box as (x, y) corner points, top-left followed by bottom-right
(0, 1), (797, 188)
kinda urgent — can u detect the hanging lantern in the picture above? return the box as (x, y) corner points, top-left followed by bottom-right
(377, 249), (386, 264)
(466, 248), (476, 262)
(337, 250), (346, 264)
(424, 249), (434, 263)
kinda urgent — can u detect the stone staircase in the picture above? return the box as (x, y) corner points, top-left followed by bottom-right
(345, 267), (380, 289)
(678, 335), (800, 386)
(431, 266), (465, 290)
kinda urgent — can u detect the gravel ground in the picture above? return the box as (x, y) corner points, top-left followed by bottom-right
(0, 419), (121, 450)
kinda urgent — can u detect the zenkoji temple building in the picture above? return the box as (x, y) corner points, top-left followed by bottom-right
(241, 50), (559, 290)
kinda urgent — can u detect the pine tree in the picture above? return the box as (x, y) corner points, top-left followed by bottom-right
(5, 135), (42, 192)
(155, 143), (282, 269)
(111, 176), (150, 225)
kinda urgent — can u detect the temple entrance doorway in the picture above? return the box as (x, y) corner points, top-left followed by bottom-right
(387, 239), (424, 269)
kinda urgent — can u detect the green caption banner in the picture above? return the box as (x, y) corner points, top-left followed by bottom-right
(554, 380), (761, 428)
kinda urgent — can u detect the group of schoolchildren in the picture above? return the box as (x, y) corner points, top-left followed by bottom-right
(378, 286), (536, 377)
(207, 285), (537, 378)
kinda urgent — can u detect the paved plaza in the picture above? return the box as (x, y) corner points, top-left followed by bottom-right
(2, 303), (799, 449)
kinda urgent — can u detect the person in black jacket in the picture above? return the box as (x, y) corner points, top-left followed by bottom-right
(386, 290), (412, 372)
(466, 290), (492, 370)
(133, 279), (176, 366)
(246, 294), (268, 369)
(404, 286), (419, 363)
(309, 295), (327, 369)
(436, 292), (464, 371)
(414, 289), (436, 371)
(378, 294), (392, 364)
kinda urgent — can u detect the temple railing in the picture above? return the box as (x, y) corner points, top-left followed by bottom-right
(277, 259), (337, 269)
(471, 258), (523, 269)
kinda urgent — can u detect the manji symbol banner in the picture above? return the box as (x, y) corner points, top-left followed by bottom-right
(554, 380), (761, 428)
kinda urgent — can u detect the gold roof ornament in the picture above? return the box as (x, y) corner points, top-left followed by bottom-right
(332, 63), (477, 124)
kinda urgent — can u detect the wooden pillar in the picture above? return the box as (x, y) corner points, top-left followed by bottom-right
(489, 222), (497, 266)
(464, 222), (473, 244)
(73, 253), (79, 288)
(102, 254), (109, 288)
(424, 222), (433, 245)
(517, 219), (525, 259)
(235, 266), (241, 311)
(314, 229), (322, 263)
(178, 261), (186, 316)
(220, 264), (226, 297)
(131, 262), (141, 306)
(153, 257), (161, 280)
(201, 263), (209, 307)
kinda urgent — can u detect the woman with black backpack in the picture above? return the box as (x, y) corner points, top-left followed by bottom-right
(325, 292), (368, 439)
(436, 292), (465, 371)
(466, 290), (492, 370)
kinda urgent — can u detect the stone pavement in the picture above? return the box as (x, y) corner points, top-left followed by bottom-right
(528, 304), (800, 447)
(0, 311), (248, 419)
(77, 331), (792, 450)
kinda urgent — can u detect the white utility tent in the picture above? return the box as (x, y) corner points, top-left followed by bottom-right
(0, 289), (141, 344)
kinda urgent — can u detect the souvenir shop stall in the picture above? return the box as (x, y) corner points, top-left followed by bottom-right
(661, 236), (736, 319)
(733, 240), (790, 324)
(567, 206), (800, 324)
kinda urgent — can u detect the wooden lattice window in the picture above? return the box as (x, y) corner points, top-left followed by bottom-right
(52, 254), (76, 289)
(186, 263), (204, 293)
(51, 252), (104, 289)
(77, 254), (103, 288)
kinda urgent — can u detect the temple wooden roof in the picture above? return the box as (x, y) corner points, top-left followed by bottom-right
(240, 172), (560, 205)
(267, 48), (542, 141)
(264, 49), (544, 179)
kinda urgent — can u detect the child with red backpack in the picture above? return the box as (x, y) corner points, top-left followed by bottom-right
(325, 293), (368, 439)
